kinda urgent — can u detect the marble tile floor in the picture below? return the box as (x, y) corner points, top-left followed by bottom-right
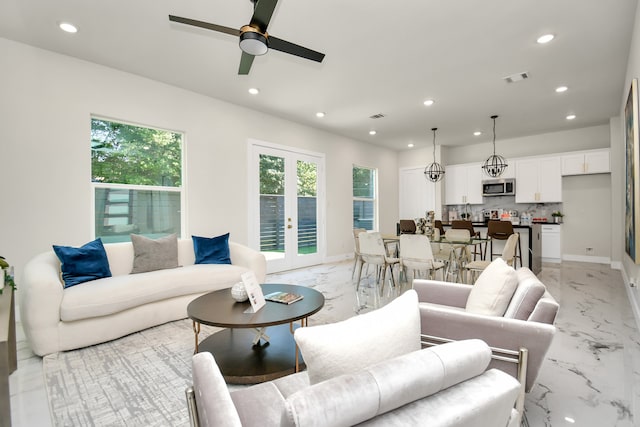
(8, 260), (640, 426)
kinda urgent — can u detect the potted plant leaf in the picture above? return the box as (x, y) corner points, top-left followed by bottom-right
(551, 211), (564, 224)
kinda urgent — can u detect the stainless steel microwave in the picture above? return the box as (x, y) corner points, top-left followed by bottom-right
(482, 179), (515, 196)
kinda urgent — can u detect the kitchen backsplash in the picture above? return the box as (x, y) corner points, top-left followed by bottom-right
(443, 195), (562, 223)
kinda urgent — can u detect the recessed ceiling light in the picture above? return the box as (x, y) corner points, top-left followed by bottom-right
(316, 112), (325, 118)
(555, 86), (568, 93)
(537, 34), (555, 44)
(248, 88), (259, 95)
(473, 131), (482, 136)
(564, 417), (576, 424)
(407, 143), (414, 148)
(59, 22), (78, 33)
(369, 130), (377, 135)
(423, 99), (435, 106)
(566, 114), (576, 120)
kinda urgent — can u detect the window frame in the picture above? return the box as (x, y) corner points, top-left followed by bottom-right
(90, 116), (186, 242)
(352, 165), (378, 231)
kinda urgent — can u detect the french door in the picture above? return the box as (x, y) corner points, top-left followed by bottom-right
(249, 141), (325, 273)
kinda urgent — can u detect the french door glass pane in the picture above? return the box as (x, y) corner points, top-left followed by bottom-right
(95, 188), (181, 243)
(259, 154), (285, 255)
(297, 160), (317, 255)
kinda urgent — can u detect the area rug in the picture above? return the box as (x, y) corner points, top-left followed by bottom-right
(43, 320), (221, 426)
(42, 261), (392, 426)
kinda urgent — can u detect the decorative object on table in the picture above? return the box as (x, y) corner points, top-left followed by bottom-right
(230, 282), (249, 302)
(425, 210), (435, 238)
(551, 211), (564, 224)
(423, 127), (445, 182)
(263, 291), (303, 305)
(625, 78), (640, 263)
(241, 271), (265, 313)
(0, 256), (15, 294)
(481, 115), (508, 178)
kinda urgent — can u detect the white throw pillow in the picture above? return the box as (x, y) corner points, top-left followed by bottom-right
(294, 289), (421, 385)
(465, 258), (518, 316)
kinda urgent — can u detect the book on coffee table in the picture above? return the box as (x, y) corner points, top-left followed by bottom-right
(264, 291), (304, 305)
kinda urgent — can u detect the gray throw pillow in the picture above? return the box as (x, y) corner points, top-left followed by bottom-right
(130, 234), (179, 274)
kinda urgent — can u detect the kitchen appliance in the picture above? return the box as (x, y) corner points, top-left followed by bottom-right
(482, 179), (515, 197)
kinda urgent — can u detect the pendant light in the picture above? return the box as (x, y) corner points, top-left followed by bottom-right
(424, 127), (445, 182)
(482, 115), (508, 177)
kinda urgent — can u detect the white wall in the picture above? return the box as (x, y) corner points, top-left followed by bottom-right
(0, 38), (400, 281)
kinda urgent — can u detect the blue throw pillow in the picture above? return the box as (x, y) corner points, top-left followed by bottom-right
(53, 238), (112, 288)
(192, 233), (232, 265)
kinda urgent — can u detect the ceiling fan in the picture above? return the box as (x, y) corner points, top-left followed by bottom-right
(169, 0), (325, 75)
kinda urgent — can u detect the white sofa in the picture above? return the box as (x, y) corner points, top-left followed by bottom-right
(21, 238), (266, 356)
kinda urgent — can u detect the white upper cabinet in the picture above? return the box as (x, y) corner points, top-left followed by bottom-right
(561, 148), (610, 176)
(515, 156), (562, 203)
(445, 163), (483, 205)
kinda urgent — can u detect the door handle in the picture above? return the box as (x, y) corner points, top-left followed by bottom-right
(287, 225), (293, 229)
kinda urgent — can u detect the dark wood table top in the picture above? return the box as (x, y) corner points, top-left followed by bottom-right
(187, 283), (325, 328)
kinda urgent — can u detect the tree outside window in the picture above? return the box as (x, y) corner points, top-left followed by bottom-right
(91, 118), (183, 243)
(353, 166), (376, 230)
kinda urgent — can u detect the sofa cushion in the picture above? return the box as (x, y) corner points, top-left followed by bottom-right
(53, 238), (112, 288)
(293, 289), (420, 385)
(280, 340), (491, 427)
(60, 263), (250, 321)
(131, 233), (179, 274)
(193, 233), (231, 265)
(504, 268), (546, 320)
(465, 258), (518, 316)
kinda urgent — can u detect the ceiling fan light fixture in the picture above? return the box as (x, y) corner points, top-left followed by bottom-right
(481, 115), (508, 178)
(239, 29), (268, 56)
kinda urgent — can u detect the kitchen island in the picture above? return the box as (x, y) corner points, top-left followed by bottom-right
(440, 222), (542, 274)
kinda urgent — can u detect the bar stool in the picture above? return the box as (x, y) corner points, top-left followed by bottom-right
(485, 220), (522, 268)
(451, 220), (483, 260)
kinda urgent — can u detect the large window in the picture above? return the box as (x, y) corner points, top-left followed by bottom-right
(91, 118), (183, 243)
(353, 166), (376, 230)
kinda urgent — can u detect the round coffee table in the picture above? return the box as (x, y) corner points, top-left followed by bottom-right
(187, 283), (324, 384)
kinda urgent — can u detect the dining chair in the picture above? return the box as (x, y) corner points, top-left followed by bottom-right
(443, 228), (471, 282)
(465, 232), (520, 284)
(351, 228), (366, 279)
(399, 219), (417, 234)
(486, 221), (522, 268)
(356, 232), (400, 294)
(399, 234), (445, 281)
(451, 220), (484, 260)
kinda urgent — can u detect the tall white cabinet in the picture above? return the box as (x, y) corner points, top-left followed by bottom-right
(399, 167), (436, 218)
(445, 163), (483, 205)
(515, 156), (562, 203)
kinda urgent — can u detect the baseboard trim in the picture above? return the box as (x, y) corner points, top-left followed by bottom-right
(562, 254), (611, 264)
(621, 267), (640, 332)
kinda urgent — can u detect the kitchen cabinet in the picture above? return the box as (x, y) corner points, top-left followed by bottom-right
(561, 148), (610, 176)
(515, 156), (562, 203)
(445, 163), (483, 205)
(541, 224), (561, 263)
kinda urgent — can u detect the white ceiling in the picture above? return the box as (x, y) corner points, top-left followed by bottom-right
(0, 0), (637, 150)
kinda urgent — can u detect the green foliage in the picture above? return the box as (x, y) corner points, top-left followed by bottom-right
(259, 155), (284, 195)
(91, 118), (182, 187)
(297, 161), (317, 197)
(353, 167), (375, 198)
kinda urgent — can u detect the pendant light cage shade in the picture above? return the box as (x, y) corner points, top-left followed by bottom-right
(482, 154), (508, 178)
(425, 161), (446, 182)
(482, 115), (508, 178)
(424, 127), (445, 182)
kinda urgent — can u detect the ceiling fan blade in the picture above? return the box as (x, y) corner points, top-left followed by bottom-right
(168, 15), (241, 37)
(250, 0), (278, 32)
(238, 52), (256, 75)
(268, 36), (325, 63)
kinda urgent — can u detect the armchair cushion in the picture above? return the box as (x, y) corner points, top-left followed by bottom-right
(504, 268), (546, 320)
(294, 289), (420, 385)
(281, 340), (493, 427)
(465, 258), (518, 316)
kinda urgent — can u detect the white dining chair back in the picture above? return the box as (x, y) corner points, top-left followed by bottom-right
(400, 234), (444, 280)
(356, 232), (399, 293)
(444, 228), (471, 242)
(502, 232), (520, 266)
(351, 228), (367, 278)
